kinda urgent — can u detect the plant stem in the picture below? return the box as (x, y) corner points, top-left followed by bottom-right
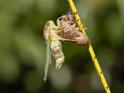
(67, 0), (111, 93)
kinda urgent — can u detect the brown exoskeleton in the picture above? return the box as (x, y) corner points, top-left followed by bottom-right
(43, 13), (90, 81)
(57, 14), (90, 45)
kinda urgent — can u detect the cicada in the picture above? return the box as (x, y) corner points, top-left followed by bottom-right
(43, 20), (71, 81)
(43, 13), (90, 81)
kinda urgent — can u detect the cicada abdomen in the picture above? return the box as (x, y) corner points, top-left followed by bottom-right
(50, 40), (64, 69)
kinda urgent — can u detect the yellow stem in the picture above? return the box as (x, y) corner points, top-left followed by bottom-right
(67, 0), (111, 93)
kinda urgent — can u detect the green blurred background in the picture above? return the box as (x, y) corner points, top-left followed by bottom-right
(0, 0), (124, 93)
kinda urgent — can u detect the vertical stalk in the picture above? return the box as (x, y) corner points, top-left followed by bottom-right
(67, 0), (111, 93)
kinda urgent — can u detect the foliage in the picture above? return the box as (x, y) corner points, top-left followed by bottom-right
(0, 0), (124, 93)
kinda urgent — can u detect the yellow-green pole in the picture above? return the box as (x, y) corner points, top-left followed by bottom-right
(67, 0), (111, 93)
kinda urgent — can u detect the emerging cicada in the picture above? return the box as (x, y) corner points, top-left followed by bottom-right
(43, 13), (90, 81)
(43, 20), (68, 81)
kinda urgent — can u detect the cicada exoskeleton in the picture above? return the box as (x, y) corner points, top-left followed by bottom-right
(57, 14), (90, 45)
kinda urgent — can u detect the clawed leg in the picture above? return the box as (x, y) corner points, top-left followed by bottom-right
(58, 37), (76, 42)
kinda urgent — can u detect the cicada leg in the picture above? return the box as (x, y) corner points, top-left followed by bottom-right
(58, 36), (76, 42)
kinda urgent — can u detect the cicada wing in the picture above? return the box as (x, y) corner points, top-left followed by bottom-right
(47, 42), (51, 64)
(43, 42), (51, 82)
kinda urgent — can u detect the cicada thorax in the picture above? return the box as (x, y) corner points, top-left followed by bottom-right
(44, 20), (59, 42)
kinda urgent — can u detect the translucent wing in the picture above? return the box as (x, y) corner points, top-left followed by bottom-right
(43, 42), (51, 82)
